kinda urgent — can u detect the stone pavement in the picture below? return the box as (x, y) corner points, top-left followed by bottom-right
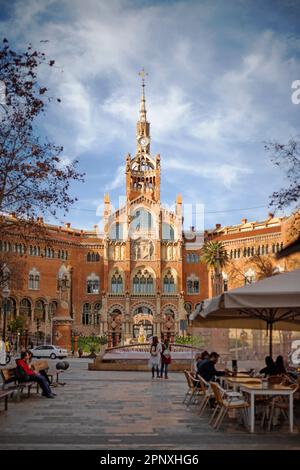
(0, 358), (300, 450)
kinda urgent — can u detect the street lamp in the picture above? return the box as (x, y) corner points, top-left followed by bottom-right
(2, 267), (11, 342)
(1, 283), (10, 365)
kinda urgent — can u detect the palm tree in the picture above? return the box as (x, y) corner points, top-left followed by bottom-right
(201, 241), (228, 295)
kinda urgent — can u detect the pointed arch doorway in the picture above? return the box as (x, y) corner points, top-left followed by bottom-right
(133, 306), (153, 342)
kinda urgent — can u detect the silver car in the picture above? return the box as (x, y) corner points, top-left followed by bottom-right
(30, 345), (68, 360)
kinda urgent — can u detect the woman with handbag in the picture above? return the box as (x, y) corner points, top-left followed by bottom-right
(160, 339), (171, 379)
(149, 336), (162, 379)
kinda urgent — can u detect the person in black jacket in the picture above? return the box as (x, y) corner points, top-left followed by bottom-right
(259, 356), (276, 377)
(274, 355), (286, 375)
(197, 352), (227, 382)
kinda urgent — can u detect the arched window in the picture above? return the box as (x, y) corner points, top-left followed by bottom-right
(243, 248), (247, 257)
(131, 209), (153, 233)
(133, 269), (154, 294)
(87, 251), (100, 262)
(162, 223), (175, 241)
(262, 245), (265, 255)
(34, 300), (46, 321)
(163, 271), (176, 293)
(7, 298), (17, 320)
(111, 272), (123, 293)
(186, 276), (200, 294)
(82, 303), (92, 325)
(94, 303), (102, 325)
(28, 268), (40, 290)
(20, 299), (31, 319)
(49, 301), (57, 317)
(110, 223), (123, 241)
(87, 274), (100, 294)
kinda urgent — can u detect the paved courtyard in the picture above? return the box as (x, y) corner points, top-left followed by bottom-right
(0, 358), (300, 450)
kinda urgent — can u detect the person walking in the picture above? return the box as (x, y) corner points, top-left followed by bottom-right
(160, 338), (171, 379)
(149, 336), (161, 379)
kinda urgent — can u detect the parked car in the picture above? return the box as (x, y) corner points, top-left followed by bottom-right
(30, 345), (68, 360)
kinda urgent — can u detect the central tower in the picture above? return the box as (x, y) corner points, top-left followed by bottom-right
(126, 69), (161, 203)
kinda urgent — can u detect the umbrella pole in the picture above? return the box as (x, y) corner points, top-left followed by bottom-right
(269, 323), (273, 358)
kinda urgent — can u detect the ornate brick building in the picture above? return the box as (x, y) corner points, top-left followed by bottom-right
(0, 77), (299, 351)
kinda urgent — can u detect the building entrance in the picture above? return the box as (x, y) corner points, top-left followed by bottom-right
(132, 306), (153, 341)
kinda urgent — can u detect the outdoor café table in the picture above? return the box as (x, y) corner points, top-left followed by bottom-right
(219, 373), (250, 388)
(224, 377), (261, 392)
(240, 383), (295, 433)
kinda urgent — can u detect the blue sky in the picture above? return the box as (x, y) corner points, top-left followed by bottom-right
(0, 0), (299, 230)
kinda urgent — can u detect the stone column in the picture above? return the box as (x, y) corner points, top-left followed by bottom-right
(102, 293), (108, 334)
(53, 265), (74, 351)
(73, 334), (79, 354)
(52, 300), (74, 351)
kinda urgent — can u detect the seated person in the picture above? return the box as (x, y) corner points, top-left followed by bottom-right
(193, 353), (202, 375)
(16, 351), (55, 398)
(274, 355), (286, 375)
(195, 350), (209, 376)
(28, 351), (51, 384)
(197, 351), (227, 382)
(259, 356), (276, 377)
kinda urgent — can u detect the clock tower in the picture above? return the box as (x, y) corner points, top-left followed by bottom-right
(126, 69), (161, 203)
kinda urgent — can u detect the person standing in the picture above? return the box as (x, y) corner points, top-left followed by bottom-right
(160, 339), (171, 379)
(149, 336), (161, 379)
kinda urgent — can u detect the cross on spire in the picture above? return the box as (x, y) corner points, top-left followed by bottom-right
(138, 68), (148, 121)
(138, 68), (148, 89)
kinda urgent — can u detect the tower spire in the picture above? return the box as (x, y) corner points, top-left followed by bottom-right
(138, 68), (148, 122)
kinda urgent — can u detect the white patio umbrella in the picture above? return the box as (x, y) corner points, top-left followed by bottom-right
(190, 269), (300, 357)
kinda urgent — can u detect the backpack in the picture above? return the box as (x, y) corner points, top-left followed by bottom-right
(15, 365), (30, 383)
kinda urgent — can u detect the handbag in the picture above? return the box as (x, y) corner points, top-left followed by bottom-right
(163, 347), (170, 358)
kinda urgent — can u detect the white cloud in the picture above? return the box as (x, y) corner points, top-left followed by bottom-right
(1, 0), (299, 228)
(164, 158), (252, 189)
(105, 164), (125, 191)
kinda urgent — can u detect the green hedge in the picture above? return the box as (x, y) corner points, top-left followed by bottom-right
(73, 335), (108, 353)
(175, 335), (205, 348)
